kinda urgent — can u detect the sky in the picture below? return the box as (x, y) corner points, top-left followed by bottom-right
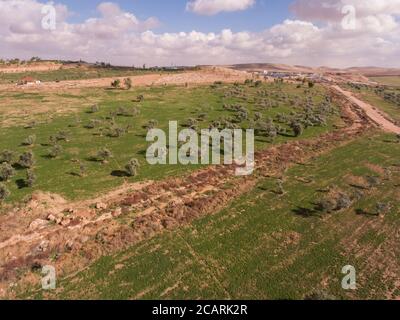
(1, 0), (400, 67)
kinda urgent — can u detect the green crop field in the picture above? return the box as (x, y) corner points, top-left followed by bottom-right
(0, 65), (175, 84)
(370, 76), (400, 87)
(24, 131), (400, 300)
(0, 82), (340, 204)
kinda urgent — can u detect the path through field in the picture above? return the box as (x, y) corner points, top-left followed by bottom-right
(332, 85), (400, 134)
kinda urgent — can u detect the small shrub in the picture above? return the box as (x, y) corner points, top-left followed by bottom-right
(316, 197), (337, 213)
(90, 104), (100, 113)
(56, 131), (69, 142)
(187, 118), (198, 128)
(336, 193), (352, 210)
(125, 158), (140, 177)
(26, 169), (36, 187)
(111, 79), (121, 88)
(22, 134), (36, 146)
(97, 148), (113, 162)
(78, 161), (87, 177)
(48, 144), (63, 158)
(0, 183), (10, 203)
(0, 163), (15, 181)
(107, 126), (126, 138)
(290, 121), (303, 137)
(145, 119), (158, 130)
(124, 78), (132, 89)
(375, 202), (389, 216)
(86, 119), (102, 129)
(0, 150), (14, 164)
(19, 151), (35, 168)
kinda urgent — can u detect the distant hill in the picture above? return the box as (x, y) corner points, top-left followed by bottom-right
(225, 63), (400, 77)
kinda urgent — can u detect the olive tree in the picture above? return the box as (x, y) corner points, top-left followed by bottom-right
(125, 158), (140, 177)
(19, 151), (35, 168)
(0, 150), (14, 164)
(0, 163), (15, 181)
(0, 183), (10, 203)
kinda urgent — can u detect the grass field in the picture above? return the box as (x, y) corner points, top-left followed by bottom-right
(0, 66), (173, 84)
(0, 82), (340, 204)
(370, 76), (400, 87)
(26, 131), (400, 299)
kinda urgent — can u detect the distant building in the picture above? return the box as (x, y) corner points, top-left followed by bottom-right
(19, 76), (41, 85)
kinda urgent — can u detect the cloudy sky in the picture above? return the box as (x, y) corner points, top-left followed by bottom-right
(1, 0), (399, 67)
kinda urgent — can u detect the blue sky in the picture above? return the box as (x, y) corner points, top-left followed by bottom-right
(2, 0), (399, 67)
(63, 0), (294, 33)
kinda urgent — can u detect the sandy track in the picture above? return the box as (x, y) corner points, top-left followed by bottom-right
(332, 85), (400, 134)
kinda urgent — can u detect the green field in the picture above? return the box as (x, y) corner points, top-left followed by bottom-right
(0, 66), (175, 84)
(0, 82), (340, 204)
(370, 76), (400, 87)
(25, 131), (400, 299)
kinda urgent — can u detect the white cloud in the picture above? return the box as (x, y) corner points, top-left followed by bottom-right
(0, 0), (399, 68)
(186, 0), (255, 15)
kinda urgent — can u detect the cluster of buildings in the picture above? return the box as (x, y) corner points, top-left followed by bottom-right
(255, 70), (332, 83)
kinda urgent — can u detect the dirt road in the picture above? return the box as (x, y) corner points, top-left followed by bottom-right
(332, 85), (400, 134)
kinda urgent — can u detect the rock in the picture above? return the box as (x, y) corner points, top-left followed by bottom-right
(61, 218), (72, 226)
(65, 240), (74, 251)
(112, 207), (122, 217)
(46, 213), (57, 222)
(96, 202), (107, 210)
(29, 219), (48, 230)
(36, 240), (49, 253)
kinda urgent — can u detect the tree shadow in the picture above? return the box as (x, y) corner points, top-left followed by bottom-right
(12, 163), (25, 171)
(16, 179), (27, 189)
(355, 208), (377, 217)
(85, 156), (101, 162)
(292, 206), (317, 218)
(111, 170), (129, 177)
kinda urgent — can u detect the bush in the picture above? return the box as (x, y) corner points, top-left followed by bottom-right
(107, 126), (126, 138)
(90, 104), (100, 113)
(86, 119), (102, 129)
(0, 150), (14, 164)
(187, 118), (198, 128)
(0, 183), (10, 203)
(290, 121), (303, 137)
(254, 112), (262, 122)
(111, 79), (121, 88)
(19, 151), (35, 168)
(78, 161), (87, 177)
(145, 119), (158, 130)
(26, 169), (36, 187)
(22, 134), (36, 146)
(97, 148), (113, 162)
(48, 144), (63, 158)
(125, 158), (140, 177)
(336, 193), (352, 210)
(316, 198), (337, 213)
(0, 163), (15, 182)
(124, 78), (132, 89)
(56, 131), (69, 142)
